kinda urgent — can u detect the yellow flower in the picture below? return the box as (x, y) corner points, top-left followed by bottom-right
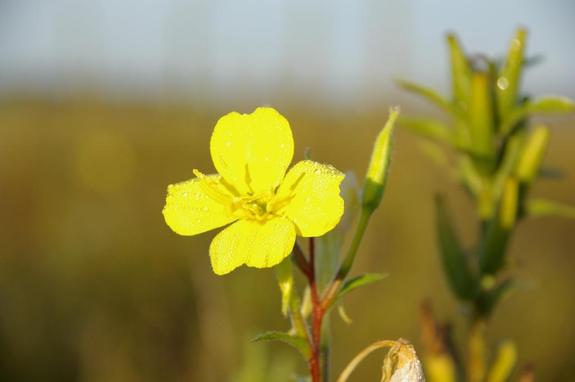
(163, 107), (345, 275)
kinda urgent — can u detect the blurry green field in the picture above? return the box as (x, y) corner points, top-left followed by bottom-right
(0, 97), (573, 381)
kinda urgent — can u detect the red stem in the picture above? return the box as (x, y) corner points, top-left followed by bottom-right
(307, 238), (325, 382)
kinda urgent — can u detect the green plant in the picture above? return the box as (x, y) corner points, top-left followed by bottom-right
(398, 28), (575, 382)
(163, 107), (421, 381)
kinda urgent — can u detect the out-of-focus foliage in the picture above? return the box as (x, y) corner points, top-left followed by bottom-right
(398, 28), (574, 382)
(0, 96), (573, 381)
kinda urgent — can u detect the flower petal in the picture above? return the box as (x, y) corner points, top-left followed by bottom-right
(278, 160), (345, 237)
(209, 217), (296, 275)
(210, 107), (294, 194)
(163, 176), (236, 236)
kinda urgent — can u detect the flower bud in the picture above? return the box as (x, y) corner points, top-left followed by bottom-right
(363, 107), (399, 212)
(516, 125), (550, 184)
(381, 340), (425, 382)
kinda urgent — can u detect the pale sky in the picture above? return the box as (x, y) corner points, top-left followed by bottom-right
(0, 0), (573, 104)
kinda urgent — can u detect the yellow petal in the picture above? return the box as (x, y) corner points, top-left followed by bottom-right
(278, 160), (345, 237)
(209, 217), (296, 275)
(163, 176), (236, 236)
(210, 107), (294, 194)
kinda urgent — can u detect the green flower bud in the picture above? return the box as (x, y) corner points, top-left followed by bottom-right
(516, 125), (550, 183)
(362, 107), (399, 211)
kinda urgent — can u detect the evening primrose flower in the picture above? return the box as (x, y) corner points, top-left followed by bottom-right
(163, 107), (345, 275)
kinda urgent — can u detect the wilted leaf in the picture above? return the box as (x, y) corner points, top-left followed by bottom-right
(337, 339), (424, 382)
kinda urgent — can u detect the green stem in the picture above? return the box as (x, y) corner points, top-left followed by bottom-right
(467, 319), (487, 382)
(288, 285), (309, 343)
(321, 208), (372, 309)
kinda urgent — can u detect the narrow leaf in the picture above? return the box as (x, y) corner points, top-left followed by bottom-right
(398, 116), (456, 145)
(525, 96), (575, 113)
(497, 28), (527, 119)
(396, 79), (454, 114)
(275, 257), (294, 317)
(447, 33), (472, 111)
(469, 70), (496, 173)
(501, 96), (574, 134)
(435, 195), (478, 300)
(338, 273), (388, 300)
(251, 331), (310, 358)
(527, 198), (575, 219)
(478, 215), (512, 276)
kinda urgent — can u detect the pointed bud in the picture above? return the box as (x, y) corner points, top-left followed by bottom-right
(362, 107), (399, 212)
(516, 125), (550, 183)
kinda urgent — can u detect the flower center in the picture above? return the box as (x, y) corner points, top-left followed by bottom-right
(194, 169), (294, 223)
(232, 194), (274, 222)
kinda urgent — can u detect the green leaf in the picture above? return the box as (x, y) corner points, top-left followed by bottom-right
(469, 71), (496, 173)
(396, 79), (454, 114)
(492, 133), (524, 202)
(338, 273), (389, 300)
(523, 54), (544, 69)
(527, 198), (575, 219)
(435, 195), (478, 300)
(398, 116), (456, 145)
(497, 28), (527, 119)
(316, 172), (361, 290)
(478, 179), (520, 275)
(251, 331), (310, 358)
(525, 96), (575, 113)
(501, 97), (574, 134)
(478, 215), (512, 276)
(477, 279), (513, 318)
(539, 167), (563, 179)
(275, 257), (294, 317)
(447, 33), (472, 111)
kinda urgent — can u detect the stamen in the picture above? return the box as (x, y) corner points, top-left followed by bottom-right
(193, 169), (233, 206)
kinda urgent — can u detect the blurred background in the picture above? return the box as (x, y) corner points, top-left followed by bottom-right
(0, 0), (574, 381)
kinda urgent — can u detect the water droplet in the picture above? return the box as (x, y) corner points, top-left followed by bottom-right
(497, 77), (509, 90)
